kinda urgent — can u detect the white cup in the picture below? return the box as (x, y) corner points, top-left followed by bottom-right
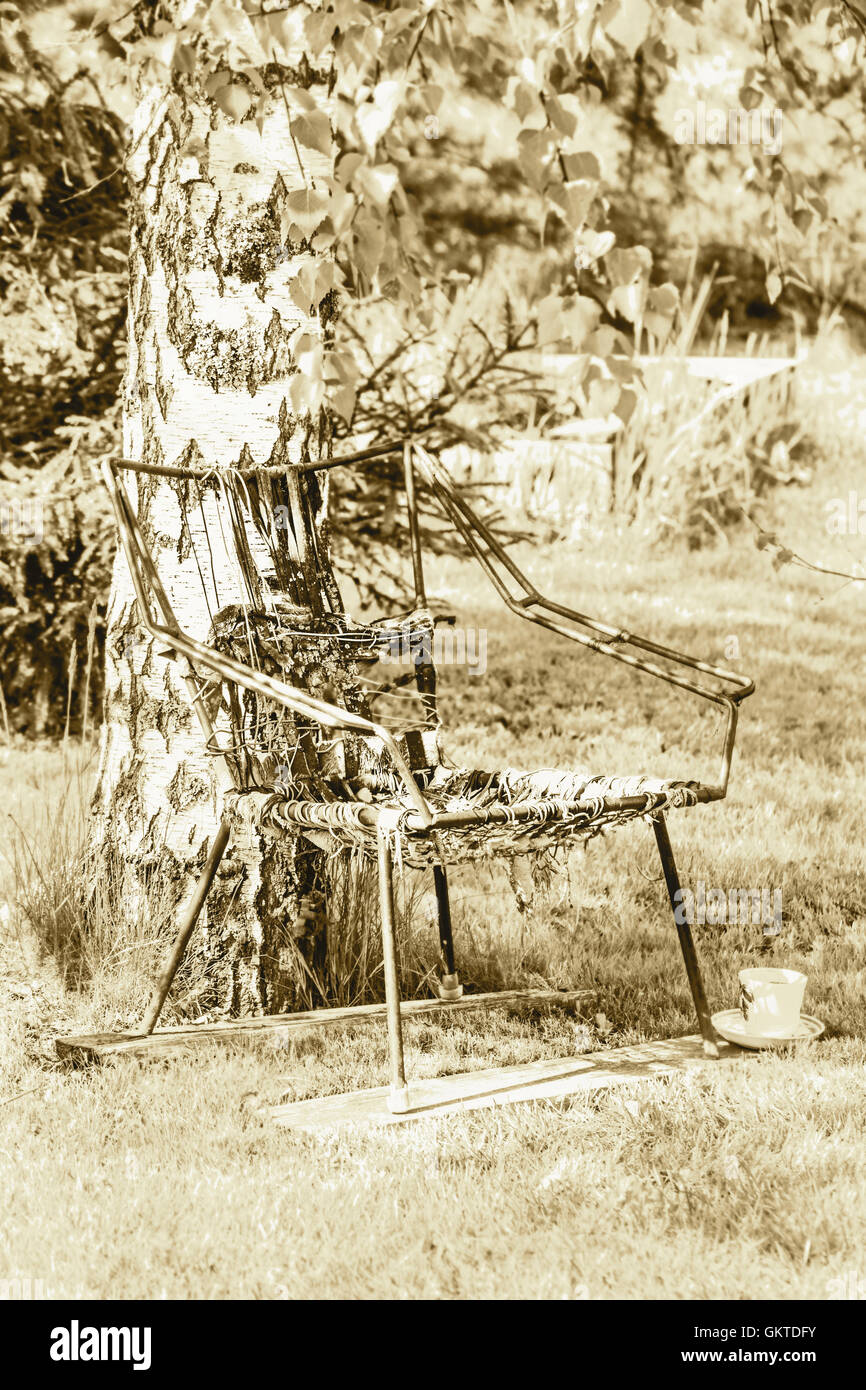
(738, 968), (807, 1037)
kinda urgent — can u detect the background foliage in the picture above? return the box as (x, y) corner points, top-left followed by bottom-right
(1, 0), (865, 729)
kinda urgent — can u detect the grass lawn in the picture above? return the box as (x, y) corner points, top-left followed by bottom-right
(1, 350), (866, 1300)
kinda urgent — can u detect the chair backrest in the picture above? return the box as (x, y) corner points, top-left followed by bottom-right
(109, 445), (443, 797)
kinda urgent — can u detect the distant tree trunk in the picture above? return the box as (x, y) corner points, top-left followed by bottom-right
(91, 25), (334, 1015)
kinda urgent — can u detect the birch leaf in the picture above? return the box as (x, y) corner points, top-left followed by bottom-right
(291, 110), (332, 156)
(354, 163), (400, 208)
(213, 85), (252, 123)
(284, 189), (330, 240)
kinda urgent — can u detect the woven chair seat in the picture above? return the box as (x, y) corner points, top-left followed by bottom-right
(227, 766), (711, 868)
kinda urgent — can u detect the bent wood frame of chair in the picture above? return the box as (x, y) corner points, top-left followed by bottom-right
(97, 447), (753, 1107)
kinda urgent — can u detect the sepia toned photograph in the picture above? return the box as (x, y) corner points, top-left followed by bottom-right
(0, 0), (863, 1344)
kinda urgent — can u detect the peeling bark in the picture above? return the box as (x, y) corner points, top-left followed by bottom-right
(92, 36), (337, 1015)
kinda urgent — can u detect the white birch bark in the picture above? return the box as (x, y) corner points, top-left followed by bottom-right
(92, 8), (335, 1014)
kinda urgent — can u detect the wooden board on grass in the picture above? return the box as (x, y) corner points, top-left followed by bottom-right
(269, 1034), (747, 1132)
(55, 988), (592, 1063)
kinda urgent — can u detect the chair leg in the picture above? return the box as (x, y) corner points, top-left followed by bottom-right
(651, 813), (720, 1059)
(377, 824), (410, 1112)
(433, 864), (463, 1001)
(140, 819), (232, 1035)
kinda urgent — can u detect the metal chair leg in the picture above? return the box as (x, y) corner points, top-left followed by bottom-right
(652, 812), (720, 1059)
(140, 819), (232, 1035)
(377, 823), (410, 1112)
(433, 864), (463, 1001)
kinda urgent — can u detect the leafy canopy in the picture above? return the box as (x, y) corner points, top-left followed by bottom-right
(81, 0), (865, 435)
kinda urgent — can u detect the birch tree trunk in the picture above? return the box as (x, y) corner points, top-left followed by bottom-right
(91, 11), (335, 1016)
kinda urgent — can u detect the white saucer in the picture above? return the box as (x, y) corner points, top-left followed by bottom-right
(712, 1009), (826, 1050)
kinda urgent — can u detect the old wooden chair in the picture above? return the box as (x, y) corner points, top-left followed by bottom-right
(100, 441), (753, 1112)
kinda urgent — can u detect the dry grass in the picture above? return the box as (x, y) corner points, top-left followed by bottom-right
(2, 340), (866, 1299)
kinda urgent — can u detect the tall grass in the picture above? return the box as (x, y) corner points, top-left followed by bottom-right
(450, 264), (819, 549)
(611, 268), (815, 543)
(3, 617), (187, 1012)
(4, 737), (183, 1018)
(615, 354), (810, 544)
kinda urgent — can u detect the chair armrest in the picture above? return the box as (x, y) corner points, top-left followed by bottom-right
(411, 443), (754, 798)
(156, 625), (434, 824)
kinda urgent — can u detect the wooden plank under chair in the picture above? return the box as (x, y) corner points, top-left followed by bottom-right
(269, 1034), (747, 1133)
(57, 989), (593, 1063)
